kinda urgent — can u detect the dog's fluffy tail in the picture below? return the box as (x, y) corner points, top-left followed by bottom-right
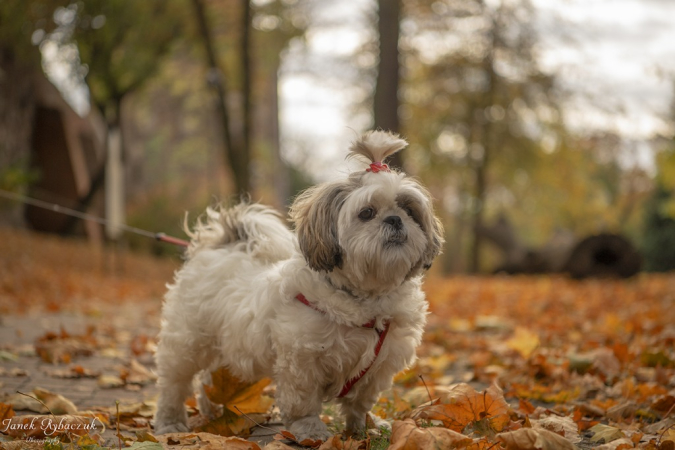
(184, 202), (295, 263)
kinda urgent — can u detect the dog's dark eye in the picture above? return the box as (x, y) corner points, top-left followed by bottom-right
(358, 207), (376, 221)
(403, 205), (422, 226)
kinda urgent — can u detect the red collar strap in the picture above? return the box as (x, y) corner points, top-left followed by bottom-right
(295, 293), (390, 397)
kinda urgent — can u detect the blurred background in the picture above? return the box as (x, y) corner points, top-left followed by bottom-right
(1, 0), (674, 275)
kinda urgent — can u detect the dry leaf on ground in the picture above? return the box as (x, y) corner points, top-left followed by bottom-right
(411, 383), (510, 433)
(3, 389), (77, 415)
(158, 432), (262, 450)
(389, 419), (472, 449)
(3, 393), (47, 414)
(531, 415), (581, 444)
(194, 408), (258, 438)
(32, 387), (78, 415)
(98, 374), (125, 388)
(0, 402), (15, 422)
(273, 430), (325, 448)
(34, 327), (97, 364)
(44, 364), (100, 379)
(506, 327), (540, 359)
(263, 442), (296, 450)
(122, 359), (158, 385)
(588, 423), (625, 444)
(592, 438), (636, 450)
(205, 368), (274, 415)
(498, 427), (578, 450)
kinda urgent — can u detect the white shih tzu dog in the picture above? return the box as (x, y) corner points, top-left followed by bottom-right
(154, 131), (444, 440)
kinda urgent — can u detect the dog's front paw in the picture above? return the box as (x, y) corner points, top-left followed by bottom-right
(154, 421), (190, 435)
(367, 412), (391, 431)
(288, 416), (332, 442)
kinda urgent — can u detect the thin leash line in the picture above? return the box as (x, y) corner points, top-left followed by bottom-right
(0, 188), (189, 247)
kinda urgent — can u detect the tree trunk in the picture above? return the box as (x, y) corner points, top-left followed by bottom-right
(191, 0), (250, 194)
(469, 10), (499, 273)
(240, 0), (252, 194)
(268, 69), (290, 207)
(373, 0), (403, 170)
(469, 148), (487, 273)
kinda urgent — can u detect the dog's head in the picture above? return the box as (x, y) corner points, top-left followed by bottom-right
(290, 131), (444, 295)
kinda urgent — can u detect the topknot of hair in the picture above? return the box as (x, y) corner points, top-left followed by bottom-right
(348, 130), (408, 166)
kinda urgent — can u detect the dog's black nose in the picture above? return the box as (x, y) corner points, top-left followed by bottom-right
(384, 215), (403, 230)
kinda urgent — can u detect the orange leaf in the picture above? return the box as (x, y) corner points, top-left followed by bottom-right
(389, 419), (472, 449)
(0, 402), (15, 422)
(411, 383), (510, 432)
(652, 395), (675, 413)
(519, 399), (536, 415)
(159, 432), (261, 450)
(506, 327), (540, 359)
(205, 368), (273, 415)
(264, 442), (297, 450)
(498, 427), (578, 450)
(194, 407), (254, 438)
(531, 415), (581, 444)
(274, 430), (324, 448)
(464, 438), (496, 450)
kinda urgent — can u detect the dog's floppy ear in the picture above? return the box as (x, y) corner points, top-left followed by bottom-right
(290, 181), (352, 272)
(421, 214), (444, 270)
(406, 180), (445, 271)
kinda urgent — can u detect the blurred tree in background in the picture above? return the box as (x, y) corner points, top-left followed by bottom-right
(57, 0), (186, 237)
(0, 1), (67, 190)
(185, 0), (305, 201)
(0, 0), (672, 270)
(395, 0), (655, 272)
(400, 0), (566, 271)
(123, 0), (306, 253)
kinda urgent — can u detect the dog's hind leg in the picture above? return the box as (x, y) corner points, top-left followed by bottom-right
(153, 338), (199, 434)
(194, 371), (223, 420)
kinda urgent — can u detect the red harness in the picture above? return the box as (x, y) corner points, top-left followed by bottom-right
(295, 293), (390, 398)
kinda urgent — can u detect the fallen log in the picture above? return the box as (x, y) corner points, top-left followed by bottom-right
(562, 233), (642, 279)
(478, 216), (641, 278)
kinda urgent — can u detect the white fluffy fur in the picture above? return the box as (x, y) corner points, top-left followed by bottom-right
(154, 132), (443, 440)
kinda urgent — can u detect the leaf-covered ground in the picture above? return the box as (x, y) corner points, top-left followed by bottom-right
(1, 229), (674, 449)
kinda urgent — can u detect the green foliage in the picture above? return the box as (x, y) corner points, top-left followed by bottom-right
(65, 0), (188, 113)
(402, 0), (559, 175)
(0, 0), (68, 63)
(642, 186), (675, 272)
(0, 161), (40, 193)
(126, 183), (209, 257)
(642, 145), (675, 272)
(655, 147), (675, 216)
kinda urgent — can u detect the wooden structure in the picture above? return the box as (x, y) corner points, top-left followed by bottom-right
(21, 70), (106, 242)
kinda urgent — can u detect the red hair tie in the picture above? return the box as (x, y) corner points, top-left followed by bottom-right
(366, 161), (390, 173)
